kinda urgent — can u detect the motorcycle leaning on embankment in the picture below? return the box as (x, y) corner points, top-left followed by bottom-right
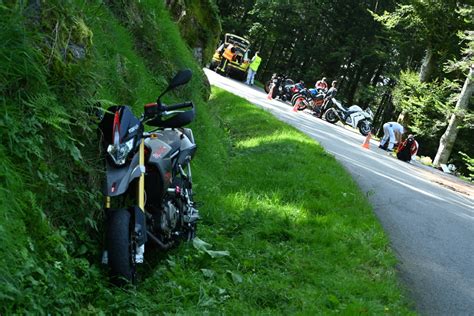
(98, 69), (200, 284)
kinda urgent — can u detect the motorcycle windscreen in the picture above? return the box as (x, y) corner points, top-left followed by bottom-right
(99, 105), (141, 145)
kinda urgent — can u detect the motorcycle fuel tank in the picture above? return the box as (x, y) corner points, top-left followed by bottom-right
(145, 129), (197, 197)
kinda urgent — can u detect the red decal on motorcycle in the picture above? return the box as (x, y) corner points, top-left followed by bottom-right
(112, 109), (121, 144)
(152, 146), (167, 159)
(164, 172), (172, 182)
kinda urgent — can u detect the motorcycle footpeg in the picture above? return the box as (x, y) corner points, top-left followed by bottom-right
(101, 250), (108, 264)
(184, 207), (200, 223)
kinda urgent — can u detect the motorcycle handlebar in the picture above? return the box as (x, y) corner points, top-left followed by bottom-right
(163, 101), (193, 111)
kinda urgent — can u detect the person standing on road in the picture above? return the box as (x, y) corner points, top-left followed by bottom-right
(379, 121), (404, 151)
(245, 51), (262, 86)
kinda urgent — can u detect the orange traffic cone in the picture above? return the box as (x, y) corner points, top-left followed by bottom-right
(361, 132), (371, 149)
(267, 85), (273, 100)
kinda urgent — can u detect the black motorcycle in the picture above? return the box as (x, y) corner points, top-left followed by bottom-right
(290, 88), (326, 116)
(98, 69), (199, 284)
(264, 74), (296, 101)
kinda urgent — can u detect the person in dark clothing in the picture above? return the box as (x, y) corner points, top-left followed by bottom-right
(396, 134), (419, 162)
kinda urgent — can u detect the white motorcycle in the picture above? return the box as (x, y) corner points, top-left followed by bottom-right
(323, 98), (373, 136)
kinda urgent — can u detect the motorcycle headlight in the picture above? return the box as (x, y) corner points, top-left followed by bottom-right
(107, 138), (135, 165)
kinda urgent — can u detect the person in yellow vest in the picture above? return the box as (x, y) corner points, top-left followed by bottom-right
(245, 51), (262, 86)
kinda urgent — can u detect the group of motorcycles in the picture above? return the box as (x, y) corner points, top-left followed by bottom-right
(264, 74), (373, 136)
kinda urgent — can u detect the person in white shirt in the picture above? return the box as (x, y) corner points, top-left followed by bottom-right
(379, 122), (404, 151)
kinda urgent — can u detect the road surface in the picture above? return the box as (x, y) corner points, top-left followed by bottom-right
(205, 68), (474, 315)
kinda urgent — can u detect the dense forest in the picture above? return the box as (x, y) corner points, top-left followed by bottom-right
(215, 0), (474, 177)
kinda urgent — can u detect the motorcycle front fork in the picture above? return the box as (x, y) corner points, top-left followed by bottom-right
(102, 139), (146, 265)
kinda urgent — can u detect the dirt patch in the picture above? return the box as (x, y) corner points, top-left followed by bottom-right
(409, 162), (474, 197)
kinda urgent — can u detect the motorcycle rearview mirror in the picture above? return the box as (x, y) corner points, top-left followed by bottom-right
(157, 69), (193, 103)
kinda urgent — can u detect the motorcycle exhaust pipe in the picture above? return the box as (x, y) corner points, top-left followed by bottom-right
(146, 231), (175, 250)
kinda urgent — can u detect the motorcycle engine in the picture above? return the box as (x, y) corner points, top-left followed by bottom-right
(160, 200), (180, 235)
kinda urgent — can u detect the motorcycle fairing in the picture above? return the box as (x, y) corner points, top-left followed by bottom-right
(145, 129), (197, 185)
(346, 106), (373, 126)
(103, 152), (141, 196)
(99, 105), (141, 145)
(177, 130), (197, 165)
(145, 137), (173, 193)
(346, 111), (367, 127)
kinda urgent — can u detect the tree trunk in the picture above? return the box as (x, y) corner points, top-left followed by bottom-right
(419, 47), (435, 82)
(347, 64), (363, 105)
(433, 66), (474, 166)
(371, 62), (384, 86)
(259, 40), (277, 80)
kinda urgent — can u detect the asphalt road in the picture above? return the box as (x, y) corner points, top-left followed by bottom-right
(204, 68), (474, 315)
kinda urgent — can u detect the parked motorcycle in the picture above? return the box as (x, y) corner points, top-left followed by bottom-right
(98, 69), (199, 284)
(291, 88), (326, 116)
(322, 98), (373, 136)
(264, 74), (296, 101)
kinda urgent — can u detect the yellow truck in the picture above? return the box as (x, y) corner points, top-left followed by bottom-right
(209, 33), (251, 81)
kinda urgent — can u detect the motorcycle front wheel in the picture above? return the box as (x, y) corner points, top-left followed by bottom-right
(107, 209), (135, 285)
(325, 109), (339, 123)
(359, 120), (372, 136)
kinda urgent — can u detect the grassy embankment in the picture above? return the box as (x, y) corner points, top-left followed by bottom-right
(0, 1), (413, 314)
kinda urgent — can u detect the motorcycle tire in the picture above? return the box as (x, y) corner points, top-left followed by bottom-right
(264, 80), (271, 94)
(358, 120), (372, 136)
(208, 61), (217, 71)
(290, 93), (300, 104)
(107, 209), (135, 285)
(272, 87), (279, 99)
(325, 109), (339, 124)
(292, 96), (307, 111)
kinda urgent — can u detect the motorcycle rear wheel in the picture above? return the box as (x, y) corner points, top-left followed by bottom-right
(107, 209), (135, 285)
(325, 109), (339, 123)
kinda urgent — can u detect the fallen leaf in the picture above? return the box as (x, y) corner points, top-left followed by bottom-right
(205, 250), (230, 258)
(201, 268), (215, 278)
(193, 237), (212, 251)
(226, 270), (243, 284)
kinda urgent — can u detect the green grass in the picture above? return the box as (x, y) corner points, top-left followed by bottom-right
(254, 79), (266, 90)
(174, 87), (414, 314)
(0, 1), (414, 314)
